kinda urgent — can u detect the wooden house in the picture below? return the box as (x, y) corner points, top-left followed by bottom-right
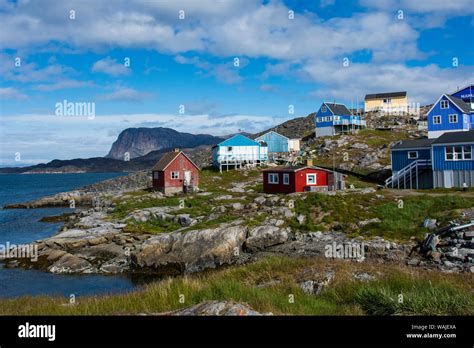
(212, 134), (268, 172)
(386, 130), (474, 189)
(254, 131), (300, 154)
(152, 149), (199, 194)
(364, 91), (408, 113)
(427, 87), (474, 139)
(262, 166), (345, 194)
(314, 102), (365, 138)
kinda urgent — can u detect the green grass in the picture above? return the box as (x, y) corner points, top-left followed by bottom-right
(363, 194), (474, 239)
(123, 218), (181, 234)
(288, 192), (474, 240)
(0, 255), (471, 316)
(112, 196), (181, 219)
(182, 214), (238, 232)
(199, 168), (261, 193)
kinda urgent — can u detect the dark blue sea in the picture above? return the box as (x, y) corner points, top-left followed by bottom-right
(0, 173), (149, 298)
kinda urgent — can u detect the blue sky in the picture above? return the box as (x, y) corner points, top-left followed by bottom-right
(0, 0), (473, 166)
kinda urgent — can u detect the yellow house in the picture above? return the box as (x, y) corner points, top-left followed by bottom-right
(364, 91), (408, 113)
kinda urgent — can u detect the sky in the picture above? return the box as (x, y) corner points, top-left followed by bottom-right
(0, 0), (473, 166)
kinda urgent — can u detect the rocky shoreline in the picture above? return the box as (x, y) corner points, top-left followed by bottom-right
(2, 172), (473, 276)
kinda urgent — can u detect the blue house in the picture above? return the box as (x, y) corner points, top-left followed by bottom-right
(431, 130), (474, 188)
(212, 134), (268, 172)
(427, 85), (474, 139)
(314, 102), (365, 138)
(254, 131), (300, 154)
(386, 138), (434, 189)
(386, 130), (474, 189)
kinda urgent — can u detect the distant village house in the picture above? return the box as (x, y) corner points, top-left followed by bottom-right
(426, 85), (474, 139)
(314, 102), (365, 138)
(152, 149), (199, 194)
(254, 131), (300, 154)
(364, 91), (410, 114)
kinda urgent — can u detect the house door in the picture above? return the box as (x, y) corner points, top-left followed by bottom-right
(443, 171), (454, 188)
(184, 171), (192, 186)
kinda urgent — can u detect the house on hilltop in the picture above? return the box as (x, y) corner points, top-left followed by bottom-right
(364, 91), (409, 114)
(314, 102), (365, 138)
(427, 85), (474, 139)
(152, 149), (199, 194)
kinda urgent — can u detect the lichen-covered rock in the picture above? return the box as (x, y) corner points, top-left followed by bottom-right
(131, 225), (247, 274)
(245, 226), (290, 252)
(162, 301), (271, 316)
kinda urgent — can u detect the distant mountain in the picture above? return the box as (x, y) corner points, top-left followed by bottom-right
(106, 127), (223, 160)
(0, 115), (315, 174)
(0, 146), (214, 174)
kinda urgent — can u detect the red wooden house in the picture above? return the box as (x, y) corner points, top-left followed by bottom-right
(262, 166), (345, 194)
(152, 149), (199, 194)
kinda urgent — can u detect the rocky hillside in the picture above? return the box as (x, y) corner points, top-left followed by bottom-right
(254, 113), (315, 139)
(106, 127), (223, 160)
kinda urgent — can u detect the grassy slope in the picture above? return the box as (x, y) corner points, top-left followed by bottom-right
(0, 255), (472, 315)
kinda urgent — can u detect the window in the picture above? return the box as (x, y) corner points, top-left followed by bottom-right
(408, 151), (418, 159)
(306, 173), (317, 185)
(383, 98), (392, 104)
(153, 172), (159, 179)
(448, 114), (458, 123)
(268, 173), (279, 184)
(227, 146), (233, 152)
(321, 106), (327, 112)
(464, 146), (472, 160)
(433, 115), (441, 124)
(283, 173), (290, 185)
(171, 171), (179, 179)
(445, 145), (472, 161)
(440, 100), (449, 109)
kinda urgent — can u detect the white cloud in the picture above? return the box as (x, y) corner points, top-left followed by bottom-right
(33, 79), (95, 91)
(0, 87), (28, 100)
(92, 57), (130, 76)
(175, 55), (247, 84)
(304, 60), (474, 104)
(98, 87), (152, 102)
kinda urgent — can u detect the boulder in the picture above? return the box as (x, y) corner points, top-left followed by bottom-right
(131, 225), (247, 274)
(245, 226), (289, 252)
(48, 253), (94, 274)
(166, 301), (269, 316)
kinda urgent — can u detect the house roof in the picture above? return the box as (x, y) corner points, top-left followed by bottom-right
(451, 84), (474, 96)
(152, 150), (199, 171)
(262, 165), (334, 173)
(391, 138), (435, 150)
(433, 130), (474, 145)
(445, 94), (473, 113)
(365, 91), (406, 100)
(324, 103), (353, 116)
(426, 93), (474, 117)
(255, 130), (289, 141)
(216, 134), (260, 147)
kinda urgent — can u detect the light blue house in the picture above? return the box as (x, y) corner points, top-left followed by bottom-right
(314, 102), (365, 138)
(212, 134), (268, 171)
(254, 131), (300, 154)
(386, 130), (474, 189)
(427, 85), (474, 139)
